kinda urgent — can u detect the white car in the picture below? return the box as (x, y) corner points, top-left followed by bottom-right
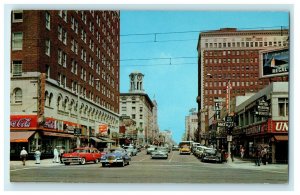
(123, 145), (138, 156)
(146, 145), (157, 154)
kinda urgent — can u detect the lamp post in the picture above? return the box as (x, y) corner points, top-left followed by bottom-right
(226, 80), (233, 163)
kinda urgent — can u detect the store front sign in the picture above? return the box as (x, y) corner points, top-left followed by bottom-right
(10, 115), (37, 129)
(272, 121), (288, 132)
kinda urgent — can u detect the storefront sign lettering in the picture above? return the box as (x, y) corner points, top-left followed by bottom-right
(275, 122), (288, 132)
(44, 119), (56, 129)
(10, 118), (32, 128)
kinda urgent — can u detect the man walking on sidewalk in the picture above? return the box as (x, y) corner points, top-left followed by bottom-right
(20, 147), (28, 166)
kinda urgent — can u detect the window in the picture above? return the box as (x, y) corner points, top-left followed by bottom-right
(59, 10), (67, 22)
(62, 53), (67, 67)
(12, 10), (23, 22)
(132, 114), (136, 119)
(278, 98), (289, 117)
(58, 49), (62, 65)
(140, 115), (143, 119)
(58, 25), (62, 40)
(14, 88), (22, 103)
(45, 12), (51, 30)
(45, 39), (50, 56)
(12, 32), (23, 50)
(12, 60), (22, 76)
(45, 65), (50, 78)
(62, 29), (67, 45)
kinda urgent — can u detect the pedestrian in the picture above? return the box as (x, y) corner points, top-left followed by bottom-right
(20, 147), (28, 166)
(261, 147), (268, 165)
(59, 147), (65, 163)
(255, 147), (262, 166)
(53, 147), (59, 163)
(240, 147), (245, 159)
(34, 148), (41, 164)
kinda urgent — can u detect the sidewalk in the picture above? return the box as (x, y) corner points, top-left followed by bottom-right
(10, 158), (63, 167)
(225, 157), (288, 171)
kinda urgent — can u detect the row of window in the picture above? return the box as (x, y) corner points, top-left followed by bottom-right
(205, 50), (259, 57)
(11, 87), (118, 114)
(237, 98), (288, 127)
(204, 39), (288, 49)
(205, 80), (262, 89)
(205, 64), (258, 71)
(204, 57), (259, 64)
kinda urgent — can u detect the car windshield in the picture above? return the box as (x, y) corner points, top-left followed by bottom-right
(73, 149), (88, 153)
(205, 149), (216, 154)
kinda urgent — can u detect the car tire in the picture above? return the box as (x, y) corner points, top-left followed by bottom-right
(79, 158), (86, 165)
(127, 161), (130, 165)
(64, 162), (70, 165)
(120, 160), (125, 167)
(94, 158), (99, 164)
(102, 163), (106, 167)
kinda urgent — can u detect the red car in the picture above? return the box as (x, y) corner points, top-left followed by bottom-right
(61, 147), (105, 165)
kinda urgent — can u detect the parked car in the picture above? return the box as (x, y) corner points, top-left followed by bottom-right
(151, 147), (168, 159)
(146, 145), (157, 154)
(194, 146), (209, 158)
(100, 148), (131, 167)
(201, 148), (224, 163)
(61, 147), (104, 165)
(123, 145), (138, 156)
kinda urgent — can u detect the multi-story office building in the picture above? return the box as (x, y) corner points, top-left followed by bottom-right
(197, 28), (289, 109)
(119, 72), (155, 145)
(10, 10), (120, 158)
(196, 28), (289, 139)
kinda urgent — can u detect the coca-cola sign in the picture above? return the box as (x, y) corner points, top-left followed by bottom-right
(44, 118), (56, 129)
(10, 115), (38, 129)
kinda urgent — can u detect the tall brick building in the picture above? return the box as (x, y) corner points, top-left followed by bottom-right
(10, 10), (120, 158)
(196, 28), (289, 142)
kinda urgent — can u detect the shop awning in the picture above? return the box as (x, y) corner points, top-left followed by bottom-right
(99, 137), (116, 143)
(43, 131), (74, 138)
(10, 131), (35, 143)
(274, 135), (288, 141)
(90, 137), (102, 143)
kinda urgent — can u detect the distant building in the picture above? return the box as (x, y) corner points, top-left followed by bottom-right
(119, 71), (155, 145)
(10, 10), (120, 158)
(185, 112), (198, 141)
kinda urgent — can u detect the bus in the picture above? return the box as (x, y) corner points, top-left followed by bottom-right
(178, 141), (193, 155)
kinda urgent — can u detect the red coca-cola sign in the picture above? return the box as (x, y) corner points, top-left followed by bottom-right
(10, 115), (38, 129)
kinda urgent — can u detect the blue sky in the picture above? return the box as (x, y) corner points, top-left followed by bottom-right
(120, 11), (289, 144)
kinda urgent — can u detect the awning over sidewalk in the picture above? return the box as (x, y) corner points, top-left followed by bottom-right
(99, 137), (116, 143)
(10, 131), (36, 142)
(274, 135), (288, 141)
(90, 137), (102, 143)
(43, 131), (74, 138)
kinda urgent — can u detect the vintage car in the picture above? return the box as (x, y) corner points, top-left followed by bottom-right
(123, 145), (138, 156)
(179, 145), (191, 155)
(61, 147), (104, 165)
(193, 146), (209, 158)
(201, 148), (224, 163)
(146, 145), (157, 155)
(100, 148), (131, 167)
(151, 147), (168, 159)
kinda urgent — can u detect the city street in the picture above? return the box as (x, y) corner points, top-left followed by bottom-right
(9, 150), (288, 185)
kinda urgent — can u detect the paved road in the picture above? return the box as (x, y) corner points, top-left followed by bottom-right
(8, 150), (289, 189)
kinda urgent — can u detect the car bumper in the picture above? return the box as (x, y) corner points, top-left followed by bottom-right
(100, 159), (123, 165)
(62, 157), (81, 163)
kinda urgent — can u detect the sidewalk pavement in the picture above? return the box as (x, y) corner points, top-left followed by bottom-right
(10, 158), (64, 167)
(225, 157), (288, 171)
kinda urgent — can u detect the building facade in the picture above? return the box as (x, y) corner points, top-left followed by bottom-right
(196, 28), (289, 142)
(119, 72), (155, 145)
(234, 82), (288, 164)
(10, 10), (120, 158)
(185, 112), (198, 141)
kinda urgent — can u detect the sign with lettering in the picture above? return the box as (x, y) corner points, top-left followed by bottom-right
(260, 48), (289, 78)
(10, 115), (38, 129)
(271, 121), (288, 133)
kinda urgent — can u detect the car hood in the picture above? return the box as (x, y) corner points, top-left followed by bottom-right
(62, 152), (80, 157)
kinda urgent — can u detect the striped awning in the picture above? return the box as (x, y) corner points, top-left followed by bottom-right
(10, 131), (36, 142)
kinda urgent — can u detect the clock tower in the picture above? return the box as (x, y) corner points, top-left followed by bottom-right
(129, 71), (145, 93)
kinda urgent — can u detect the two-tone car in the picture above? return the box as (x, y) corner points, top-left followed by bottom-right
(100, 148), (131, 167)
(151, 147), (168, 159)
(61, 147), (104, 165)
